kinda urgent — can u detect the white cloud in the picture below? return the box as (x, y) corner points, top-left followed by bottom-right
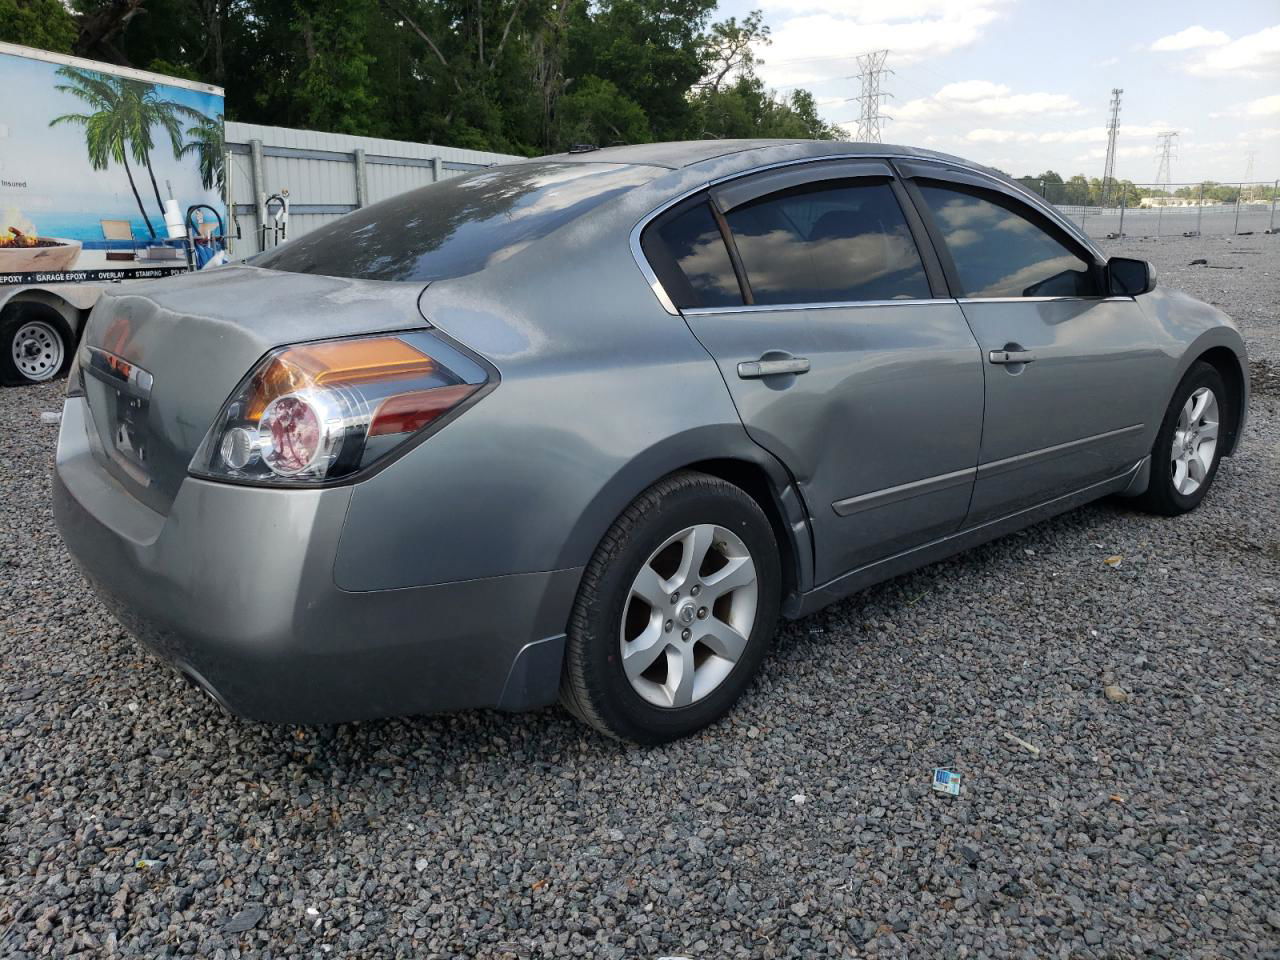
(1149, 25), (1229, 52)
(1185, 25), (1280, 75)
(964, 123), (1180, 147)
(758, 0), (1001, 20)
(966, 128), (1035, 144)
(754, 0), (1009, 88)
(1245, 94), (1280, 116)
(895, 81), (1081, 121)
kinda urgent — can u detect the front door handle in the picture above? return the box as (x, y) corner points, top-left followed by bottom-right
(988, 349), (1036, 365)
(738, 357), (811, 378)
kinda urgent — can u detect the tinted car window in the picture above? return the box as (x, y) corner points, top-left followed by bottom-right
(252, 162), (658, 282)
(642, 202), (743, 309)
(916, 183), (1100, 298)
(723, 179), (930, 305)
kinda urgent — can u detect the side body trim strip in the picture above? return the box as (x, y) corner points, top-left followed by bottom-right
(830, 423), (1145, 516)
(832, 467), (976, 517)
(976, 423), (1144, 479)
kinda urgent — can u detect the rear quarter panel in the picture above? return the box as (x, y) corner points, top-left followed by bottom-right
(331, 195), (773, 591)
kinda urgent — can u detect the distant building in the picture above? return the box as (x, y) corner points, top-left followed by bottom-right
(1138, 196), (1217, 208)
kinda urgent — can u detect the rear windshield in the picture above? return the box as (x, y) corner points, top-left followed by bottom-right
(250, 161), (658, 282)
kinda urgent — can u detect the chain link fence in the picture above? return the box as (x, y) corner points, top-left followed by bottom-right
(1021, 178), (1280, 240)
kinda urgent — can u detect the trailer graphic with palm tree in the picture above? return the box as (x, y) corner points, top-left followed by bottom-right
(0, 42), (224, 280)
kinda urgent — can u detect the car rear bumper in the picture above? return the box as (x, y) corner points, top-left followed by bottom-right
(52, 397), (580, 723)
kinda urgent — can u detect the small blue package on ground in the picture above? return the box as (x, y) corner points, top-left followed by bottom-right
(932, 768), (961, 796)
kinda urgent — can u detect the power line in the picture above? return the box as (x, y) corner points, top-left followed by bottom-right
(853, 50), (893, 143)
(1101, 88), (1122, 206)
(1154, 131), (1178, 191)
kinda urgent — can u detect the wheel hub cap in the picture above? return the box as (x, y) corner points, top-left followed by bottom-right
(619, 523), (759, 709)
(1170, 386), (1219, 496)
(11, 319), (63, 382)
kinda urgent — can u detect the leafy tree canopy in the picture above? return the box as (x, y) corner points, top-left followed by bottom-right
(2, 0), (842, 154)
(0, 0), (78, 52)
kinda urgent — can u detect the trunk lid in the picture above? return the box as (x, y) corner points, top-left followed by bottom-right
(79, 265), (428, 514)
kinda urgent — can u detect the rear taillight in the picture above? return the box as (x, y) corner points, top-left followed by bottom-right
(190, 332), (489, 485)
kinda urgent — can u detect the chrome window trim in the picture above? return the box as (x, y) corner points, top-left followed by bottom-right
(683, 298), (956, 317)
(627, 152), (1108, 317)
(892, 159), (1106, 262)
(957, 295), (1136, 304)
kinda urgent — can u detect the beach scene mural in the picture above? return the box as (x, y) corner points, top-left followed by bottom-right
(0, 50), (224, 278)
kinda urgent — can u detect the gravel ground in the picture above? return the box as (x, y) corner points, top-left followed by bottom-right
(3, 237), (1279, 959)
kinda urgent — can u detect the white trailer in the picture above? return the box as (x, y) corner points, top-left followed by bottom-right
(0, 41), (224, 385)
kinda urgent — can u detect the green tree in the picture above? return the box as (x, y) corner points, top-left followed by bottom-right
(689, 10), (839, 141)
(292, 0), (378, 135)
(0, 0), (78, 52)
(50, 0), (842, 156)
(1063, 174), (1089, 205)
(49, 67), (158, 237)
(556, 76), (649, 147)
(568, 0), (718, 142)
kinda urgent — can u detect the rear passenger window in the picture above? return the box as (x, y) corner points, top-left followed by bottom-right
(915, 183), (1101, 298)
(642, 202), (743, 309)
(723, 180), (930, 305)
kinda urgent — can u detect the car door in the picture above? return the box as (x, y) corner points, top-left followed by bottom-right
(897, 162), (1163, 524)
(639, 159), (985, 584)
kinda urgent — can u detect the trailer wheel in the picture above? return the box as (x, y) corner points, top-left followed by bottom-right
(1, 304), (74, 387)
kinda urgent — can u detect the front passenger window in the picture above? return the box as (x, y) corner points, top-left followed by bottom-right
(915, 183), (1101, 299)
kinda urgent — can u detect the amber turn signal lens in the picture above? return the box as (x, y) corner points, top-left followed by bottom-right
(245, 336), (435, 420)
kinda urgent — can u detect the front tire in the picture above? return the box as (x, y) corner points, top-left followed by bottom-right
(1134, 361), (1228, 515)
(560, 471), (781, 744)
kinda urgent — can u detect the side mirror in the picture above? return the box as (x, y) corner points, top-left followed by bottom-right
(1107, 256), (1156, 296)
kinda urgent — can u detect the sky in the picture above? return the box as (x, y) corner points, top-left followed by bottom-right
(719, 0), (1280, 184)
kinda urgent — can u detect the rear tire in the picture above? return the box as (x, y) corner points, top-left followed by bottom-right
(1, 307), (73, 386)
(560, 471), (781, 744)
(1133, 361), (1228, 516)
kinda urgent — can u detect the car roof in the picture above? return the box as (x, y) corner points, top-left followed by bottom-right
(539, 139), (975, 171)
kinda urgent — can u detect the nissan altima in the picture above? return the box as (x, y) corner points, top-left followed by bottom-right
(53, 140), (1248, 743)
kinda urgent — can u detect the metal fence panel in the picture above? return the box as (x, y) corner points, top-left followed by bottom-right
(223, 121), (522, 256)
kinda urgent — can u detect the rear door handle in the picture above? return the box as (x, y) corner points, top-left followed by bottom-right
(988, 349), (1036, 365)
(738, 357), (811, 378)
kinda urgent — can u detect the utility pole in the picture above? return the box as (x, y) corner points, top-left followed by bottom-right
(854, 50), (893, 143)
(1101, 88), (1122, 207)
(1154, 131), (1178, 193)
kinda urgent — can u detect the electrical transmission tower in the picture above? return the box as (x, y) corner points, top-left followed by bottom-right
(1154, 131), (1178, 192)
(1101, 88), (1122, 206)
(1244, 149), (1256, 181)
(854, 50), (893, 143)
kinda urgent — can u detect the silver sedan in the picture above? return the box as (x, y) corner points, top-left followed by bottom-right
(53, 140), (1248, 743)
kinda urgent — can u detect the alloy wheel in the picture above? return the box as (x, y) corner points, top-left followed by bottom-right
(1170, 385), (1219, 496)
(619, 523), (758, 709)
